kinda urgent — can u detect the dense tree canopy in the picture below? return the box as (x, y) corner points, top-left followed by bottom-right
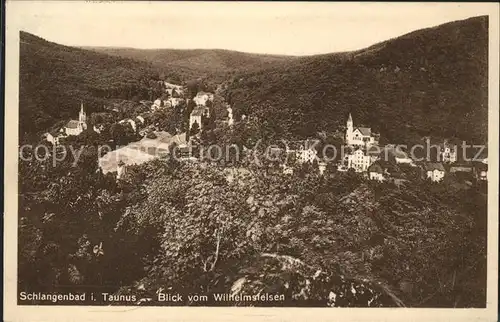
(19, 154), (487, 307)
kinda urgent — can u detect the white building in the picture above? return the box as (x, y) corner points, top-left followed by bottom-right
(189, 106), (209, 131)
(368, 162), (386, 181)
(151, 99), (163, 111)
(164, 82), (184, 92)
(193, 92), (214, 106)
(93, 124), (104, 134)
(119, 119), (137, 132)
(286, 140), (318, 164)
(45, 130), (67, 146)
(345, 147), (379, 172)
(381, 145), (413, 164)
(345, 113), (378, 147)
(318, 162), (327, 175)
(167, 97), (183, 108)
(424, 163), (445, 182)
(439, 140), (457, 163)
(46, 103), (87, 145)
(64, 103), (87, 136)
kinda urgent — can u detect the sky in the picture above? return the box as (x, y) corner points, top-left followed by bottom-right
(7, 2), (496, 56)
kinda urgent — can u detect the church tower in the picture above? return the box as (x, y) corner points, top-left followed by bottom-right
(78, 102), (87, 131)
(346, 113), (353, 144)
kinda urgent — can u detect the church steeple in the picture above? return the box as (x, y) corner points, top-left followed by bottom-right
(347, 113), (353, 129)
(78, 102), (87, 131)
(79, 102), (86, 124)
(346, 112), (353, 144)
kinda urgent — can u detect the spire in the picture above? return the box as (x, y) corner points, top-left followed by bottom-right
(348, 113), (353, 122)
(79, 101), (87, 127)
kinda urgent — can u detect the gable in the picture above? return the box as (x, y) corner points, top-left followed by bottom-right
(352, 127), (372, 137)
(65, 120), (80, 129)
(352, 129), (363, 136)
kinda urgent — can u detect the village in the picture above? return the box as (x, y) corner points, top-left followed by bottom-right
(43, 80), (488, 186)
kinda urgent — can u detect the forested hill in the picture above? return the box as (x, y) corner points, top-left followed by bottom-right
(19, 32), (160, 140)
(84, 47), (298, 80)
(224, 16), (489, 145)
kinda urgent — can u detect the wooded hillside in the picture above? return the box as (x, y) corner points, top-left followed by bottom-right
(224, 16), (488, 145)
(19, 32), (160, 139)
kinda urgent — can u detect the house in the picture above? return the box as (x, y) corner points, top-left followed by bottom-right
(285, 140), (318, 164)
(337, 164), (348, 172)
(381, 145), (413, 164)
(151, 99), (164, 111)
(424, 163), (445, 182)
(368, 162), (385, 181)
(318, 162), (327, 175)
(119, 119), (137, 132)
(46, 103), (87, 145)
(345, 113), (379, 147)
(64, 103), (87, 136)
(93, 124), (104, 134)
(45, 130), (67, 146)
(116, 160), (127, 180)
(164, 82), (183, 95)
(346, 149), (371, 172)
(473, 162), (488, 181)
(189, 106), (210, 131)
(450, 164), (473, 174)
(168, 97), (183, 108)
(193, 92), (214, 106)
(439, 140), (457, 163)
(345, 146), (379, 173)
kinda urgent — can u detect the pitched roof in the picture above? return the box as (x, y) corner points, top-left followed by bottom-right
(368, 162), (384, 174)
(190, 107), (207, 117)
(425, 163), (445, 172)
(474, 162), (488, 171)
(65, 120), (80, 129)
(450, 165), (473, 173)
(355, 127), (371, 136)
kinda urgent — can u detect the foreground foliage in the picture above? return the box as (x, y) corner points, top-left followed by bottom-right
(19, 155), (487, 307)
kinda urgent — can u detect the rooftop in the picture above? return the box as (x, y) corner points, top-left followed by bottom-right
(425, 162), (445, 172)
(65, 120), (80, 129)
(356, 127), (372, 136)
(368, 162), (384, 174)
(191, 107), (207, 117)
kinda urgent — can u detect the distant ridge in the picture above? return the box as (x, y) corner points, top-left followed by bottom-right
(223, 15), (488, 144)
(84, 47), (298, 78)
(19, 15), (488, 145)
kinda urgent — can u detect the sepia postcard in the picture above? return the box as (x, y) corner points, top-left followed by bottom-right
(3, 1), (500, 321)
